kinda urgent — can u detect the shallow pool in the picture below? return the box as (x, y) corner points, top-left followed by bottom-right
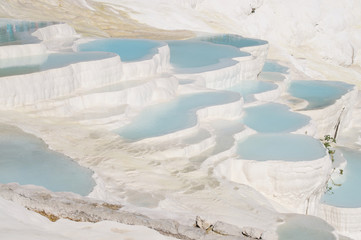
(322, 147), (361, 208)
(167, 40), (249, 72)
(242, 103), (310, 133)
(0, 19), (56, 46)
(288, 80), (354, 110)
(0, 52), (116, 77)
(262, 60), (288, 73)
(277, 215), (336, 240)
(117, 91), (241, 141)
(77, 38), (162, 62)
(0, 126), (95, 195)
(196, 34), (267, 48)
(237, 133), (326, 161)
(226, 80), (277, 102)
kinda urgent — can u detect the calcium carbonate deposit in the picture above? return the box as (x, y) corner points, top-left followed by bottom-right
(0, 1), (361, 240)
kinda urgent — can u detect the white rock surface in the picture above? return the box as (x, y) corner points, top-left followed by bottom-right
(0, 54), (122, 107)
(317, 203), (361, 240)
(32, 23), (78, 41)
(0, 43), (47, 59)
(216, 146), (332, 214)
(1, 0), (361, 239)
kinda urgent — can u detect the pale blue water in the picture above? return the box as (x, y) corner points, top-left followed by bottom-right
(167, 40), (249, 72)
(262, 60), (288, 73)
(277, 215), (336, 240)
(0, 19), (56, 46)
(77, 38), (162, 62)
(226, 80), (277, 102)
(117, 91), (241, 141)
(0, 52), (116, 77)
(196, 34), (268, 48)
(237, 133), (326, 161)
(0, 127), (95, 195)
(288, 80), (354, 110)
(322, 147), (361, 208)
(242, 103), (310, 132)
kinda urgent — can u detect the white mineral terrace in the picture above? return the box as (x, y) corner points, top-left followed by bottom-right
(0, 3), (361, 239)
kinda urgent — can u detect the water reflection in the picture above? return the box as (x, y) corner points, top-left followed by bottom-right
(0, 19), (58, 46)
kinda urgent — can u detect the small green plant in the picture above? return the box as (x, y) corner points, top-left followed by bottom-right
(320, 135), (336, 162)
(321, 135), (344, 194)
(325, 185), (333, 195)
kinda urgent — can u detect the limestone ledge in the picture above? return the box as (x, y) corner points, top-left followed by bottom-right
(132, 97), (244, 145)
(241, 43), (269, 73)
(0, 43), (46, 59)
(28, 76), (179, 119)
(175, 54), (262, 90)
(0, 54), (122, 107)
(136, 131), (217, 159)
(122, 44), (171, 80)
(215, 139), (332, 214)
(297, 85), (359, 139)
(316, 203), (361, 240)
(0, 44), (171, 108)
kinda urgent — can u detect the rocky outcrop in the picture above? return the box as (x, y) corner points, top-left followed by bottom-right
(0, 183), (252, 240)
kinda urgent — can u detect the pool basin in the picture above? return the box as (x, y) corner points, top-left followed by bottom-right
(287, 80), (354, 110)
(0, 125), (95, 195)
(237, 133), (326, 161)
(262, 60), (288, 73)
(77, 38), (163, 62)
(167, 40), (249, 73)
(277, 215), (337, 240)
(117, 91), (240, 141)
(322, 147), (361, 208)
(242, 103), (310, 133)
(196, 34), (268, 48)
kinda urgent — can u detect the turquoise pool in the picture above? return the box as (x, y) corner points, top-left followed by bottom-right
(77, 38), (162, 62)
(117, 91), (241, 141)
(242, 103), (310, 133)
(288, 80), (354, 110)
(196, 34), (268, 48)
(277, 215), (336, 240)
(262, 60), (288, 73)
(226, 81), (277, 96)
(322, 147), (361, 208)
(237, 133), (326, 161)
(167, 40), (249, 73)
(0, 126), (95, 195)
(0, 52), (116, 77)
(226, 80), (277, 100)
